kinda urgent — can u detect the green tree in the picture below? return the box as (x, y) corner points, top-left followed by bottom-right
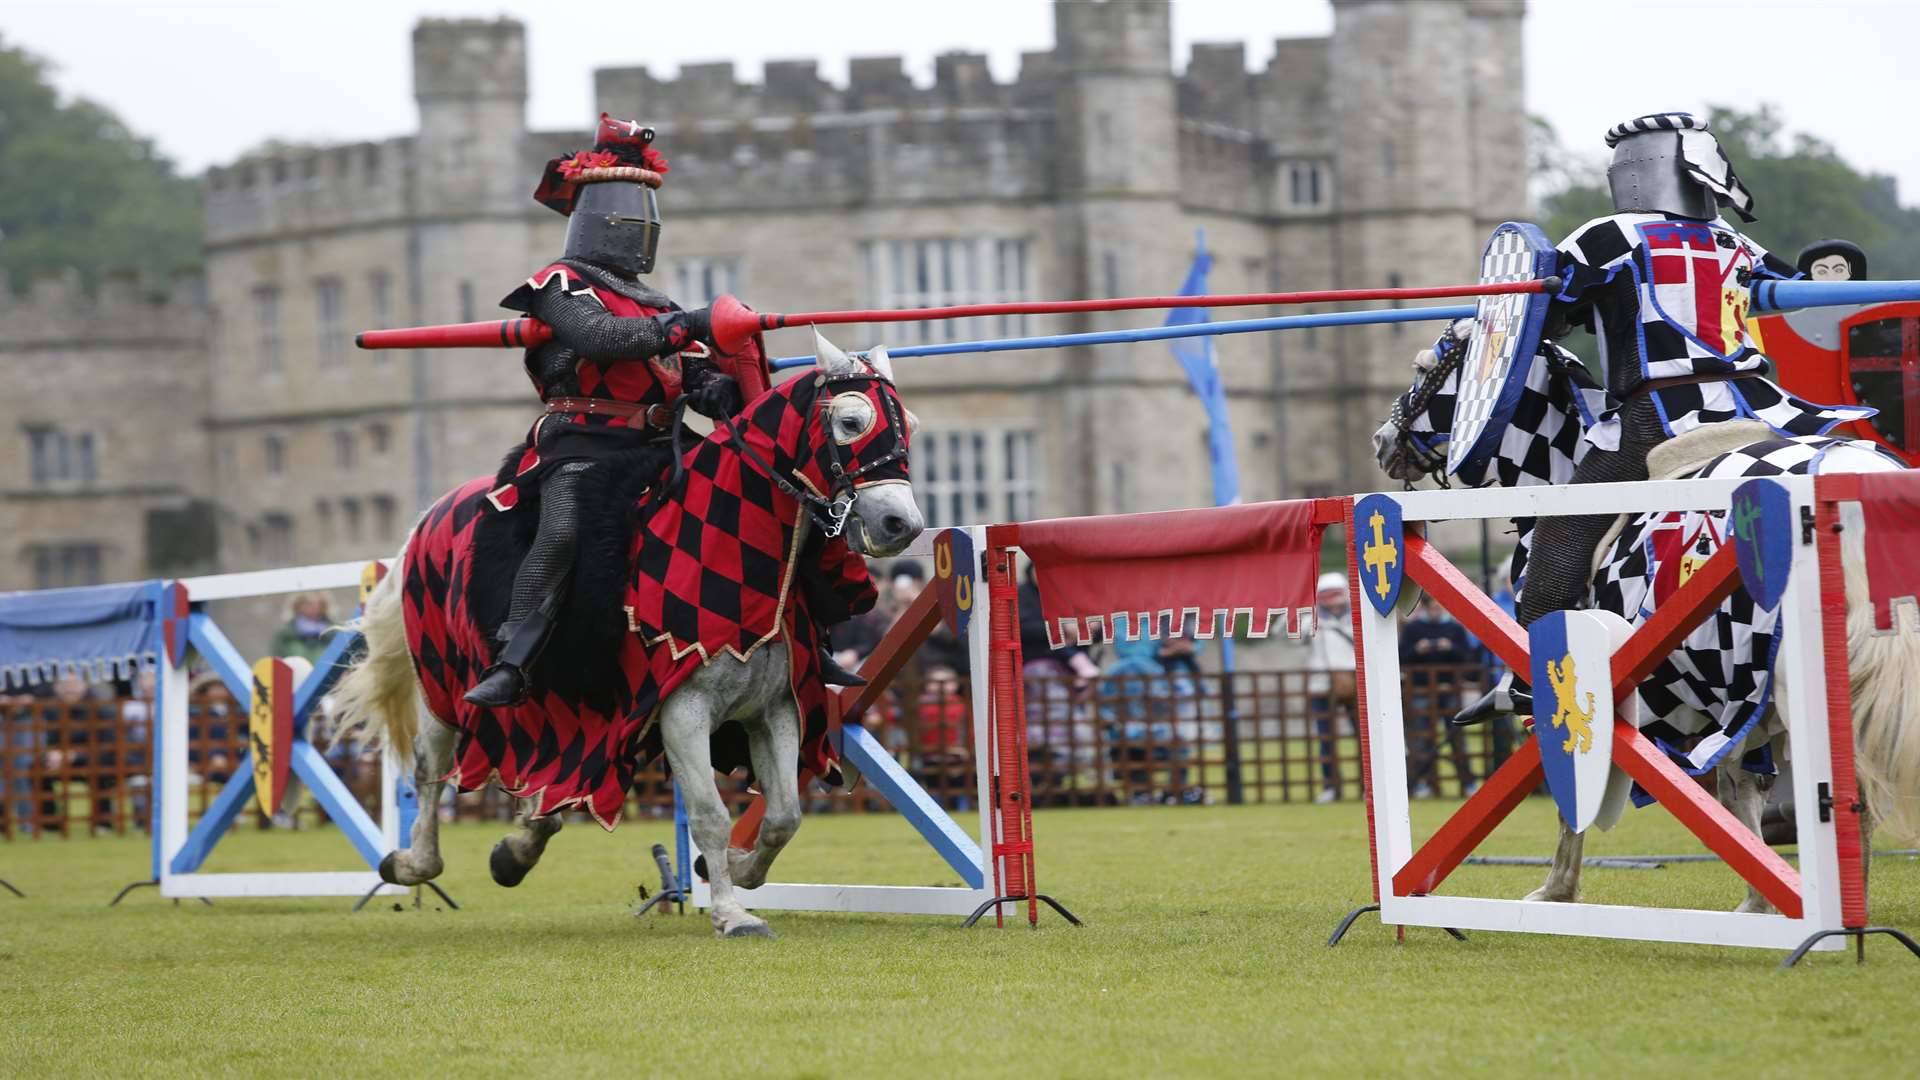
(0, 36), (201, 291)
(1534, 106), (1920, 278)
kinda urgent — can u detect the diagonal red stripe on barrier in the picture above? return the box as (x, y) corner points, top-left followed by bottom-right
(1608, 544), (1741, 703)
(1392, 740), (1544, 897)
(1815, 474), (1870, 928)
(1403, 533), (1529, 672)
(1610, 718), (1803, 917)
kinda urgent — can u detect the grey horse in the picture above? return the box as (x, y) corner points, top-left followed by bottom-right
(334, 333), (923, 937)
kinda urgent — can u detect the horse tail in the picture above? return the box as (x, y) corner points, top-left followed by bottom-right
(331, 532), (423, 766)
(1842, 505), (1920, 845)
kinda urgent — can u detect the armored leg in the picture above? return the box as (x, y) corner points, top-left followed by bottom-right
(466, 462), (592, 707)
(1456, 399), (1663, 726)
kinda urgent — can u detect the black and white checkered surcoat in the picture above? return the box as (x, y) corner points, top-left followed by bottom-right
(1397, 336), (1906, 777)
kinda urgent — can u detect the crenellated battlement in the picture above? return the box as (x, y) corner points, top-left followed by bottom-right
(591, 49), (1054, 123)
(0, 266), (207, 348)
(202, 138), (415, 245)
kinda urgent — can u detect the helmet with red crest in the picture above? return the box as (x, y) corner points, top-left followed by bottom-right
(533, 113), (671, 275)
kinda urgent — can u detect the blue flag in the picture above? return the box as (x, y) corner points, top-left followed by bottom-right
(1166, 232), (1240, 507)
(1168, 232), (1240, 671)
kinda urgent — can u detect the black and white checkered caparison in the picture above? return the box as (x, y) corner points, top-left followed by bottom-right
(1604, 112), (1709, 147)
(1448, 227), (1549, 475)
(1588, 436), (1905, 775)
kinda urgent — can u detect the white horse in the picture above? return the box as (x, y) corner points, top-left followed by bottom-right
(1376, 336), (1920, 911)
(334, 334), (923, 937)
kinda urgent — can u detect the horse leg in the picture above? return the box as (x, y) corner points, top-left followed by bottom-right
(379, 704), (456, 886)
(1524, 819), (1584, 902)
(489, 795), (563, 888)
(1722, 764), (1776, 915)
(661, 689), (771, 938)
(730, 700), (803, 891)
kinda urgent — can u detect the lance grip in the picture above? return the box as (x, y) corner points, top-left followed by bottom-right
(356, 319), (553, 350)
(708, 294), (769, 355)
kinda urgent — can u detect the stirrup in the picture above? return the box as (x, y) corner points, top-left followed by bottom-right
(818, 648), (867, 688)
(1452, 673), (1530, 727)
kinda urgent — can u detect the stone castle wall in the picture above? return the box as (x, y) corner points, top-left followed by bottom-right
(5, 2), (1530, 658)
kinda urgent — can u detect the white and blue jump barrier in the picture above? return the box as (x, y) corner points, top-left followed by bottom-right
(681, 524), (1010, 919)
(0, 562), (410, 903)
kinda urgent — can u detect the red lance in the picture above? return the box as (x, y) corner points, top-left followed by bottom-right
(354, 280), (1561, 356)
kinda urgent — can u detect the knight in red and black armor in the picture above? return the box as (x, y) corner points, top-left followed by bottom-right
(466, 115), (865, 706)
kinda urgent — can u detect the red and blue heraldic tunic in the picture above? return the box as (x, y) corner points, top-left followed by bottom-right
(1554, 212), (1873, 452)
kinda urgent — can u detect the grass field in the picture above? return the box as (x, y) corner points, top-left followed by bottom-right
(4, 798), (1919, 1077)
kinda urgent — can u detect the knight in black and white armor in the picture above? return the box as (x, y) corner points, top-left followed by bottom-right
(1454, 112), (1875, 723)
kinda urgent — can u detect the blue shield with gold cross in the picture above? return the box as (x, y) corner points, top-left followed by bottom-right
(1730, 478), (1793, 612)
(1353, 494), (1404, 617)
(1529, 610), (1621, 833)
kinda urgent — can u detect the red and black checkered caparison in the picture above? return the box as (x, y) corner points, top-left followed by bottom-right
(399, 364), (898, 827)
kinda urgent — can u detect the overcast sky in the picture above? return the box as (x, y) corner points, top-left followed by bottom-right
(6, 0), (1919, 199)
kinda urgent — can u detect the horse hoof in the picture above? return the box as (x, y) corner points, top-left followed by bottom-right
(489, 840), (532, 888)
(722, 920), (774, 939)
(694, 854), (708, 882)
(378, 851), (403, 885)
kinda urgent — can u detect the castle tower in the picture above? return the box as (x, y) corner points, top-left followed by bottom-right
(1052, 0), (1188, 515)
(410, 18), (529, 213)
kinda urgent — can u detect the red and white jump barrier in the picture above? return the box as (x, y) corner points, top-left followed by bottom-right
(688, 524), (1077, 927)
(1328, 474), (1916, 962)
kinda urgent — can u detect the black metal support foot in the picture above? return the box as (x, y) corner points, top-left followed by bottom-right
(1781, 926), (1920, 969)
(353, 879), (459, 913)
(1327, 903), (1465, 946)
(960, 893), (1082, 929)
(0, 877), (22, 898)
(109, 879), (154, 906)
(1328, 903), (1379, 946)
(633, 842), (686, 917)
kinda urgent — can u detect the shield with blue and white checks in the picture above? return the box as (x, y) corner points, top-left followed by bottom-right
(1447, 222), (1559, 478)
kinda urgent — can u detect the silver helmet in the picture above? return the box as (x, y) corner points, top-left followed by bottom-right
(1604, 113), (1755, 222)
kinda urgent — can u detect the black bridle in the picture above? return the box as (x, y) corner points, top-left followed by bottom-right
(713, 368), (909, 539)
(1383, 336), (1465, 489)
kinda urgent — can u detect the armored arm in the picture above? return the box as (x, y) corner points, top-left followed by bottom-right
(527, 281), (712, 360)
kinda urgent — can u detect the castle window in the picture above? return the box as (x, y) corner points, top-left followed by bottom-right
(315, 276), (346, 371)
(333, 428), (356, 471)
(25, 427), (97, 488)
(260, 513), (294, 564)
(340, 497), (363, 541)
(368, 271), (394, 365)
(372, 494), (397, 539)
(673, 258), (741, 308)
(254, 285), (283, 375)
(367, 422), (391, 455)
(264, 434), (286, 477)
(1283, 161), (1330, 212)
(860, 237), (1033, 345)
(30, 543), (104, 589)
(315, 499), (335, 544)
(1387, 273), (1406, 336)
(458, 281), (475, 322)
(913, 427), (1039, 529)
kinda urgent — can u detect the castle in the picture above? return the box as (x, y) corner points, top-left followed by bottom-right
(0, 0), (1528, 646)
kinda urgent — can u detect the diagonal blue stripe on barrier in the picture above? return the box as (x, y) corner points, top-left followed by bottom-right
(169, 754), (258, 874)
(290, 740), (389, 869)
(835, 724), (984, 888)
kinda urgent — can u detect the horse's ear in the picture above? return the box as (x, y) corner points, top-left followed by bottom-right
(814, 329), (855, 376)
(867, 344), (895, 383)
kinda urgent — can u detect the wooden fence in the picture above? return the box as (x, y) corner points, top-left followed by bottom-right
(1, 664), (1526, 839)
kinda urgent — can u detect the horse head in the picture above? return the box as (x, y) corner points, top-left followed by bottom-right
(1371, 319), (1471, 484)
(804, 330), (924, 558)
